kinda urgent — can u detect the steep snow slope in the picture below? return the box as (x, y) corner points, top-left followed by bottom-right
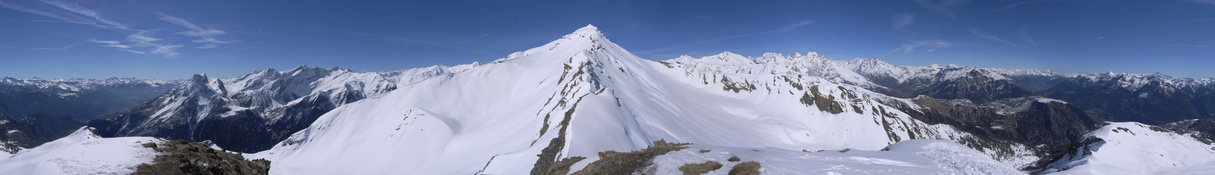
(1043, 122), (1215, 174)
(89, 65), (467, 152)
(0, 127), (161, 174)
(646, 140), (1019, 174)
(251, 25), (1024, 174)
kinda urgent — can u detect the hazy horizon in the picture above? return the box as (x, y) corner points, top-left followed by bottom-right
(2, 0), (1213, 79)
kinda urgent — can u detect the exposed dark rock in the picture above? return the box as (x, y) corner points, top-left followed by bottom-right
(1032, 75), (1215, 125)
(679, 161), (722, 175)
(572, 139), (690, 175)
(532, 99), (583, 175)
(1162, 118), (1215, 142)
(727, 161), (761, 175)
(133, 139), (270, 175)
(897, 97), (1097, 170)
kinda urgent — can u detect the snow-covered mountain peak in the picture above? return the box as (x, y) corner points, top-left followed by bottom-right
(189, 74), (209, 84)
(570, 24), (603, 38)
(286, 65), (339, 77)
(706, 51), (748, 62)
(490, 24), (622, 64)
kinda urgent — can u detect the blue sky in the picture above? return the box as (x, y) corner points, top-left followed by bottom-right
(1, 0), (1213, 79)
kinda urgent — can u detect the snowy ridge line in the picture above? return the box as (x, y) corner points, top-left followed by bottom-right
(662, 52), (1213, 91)
(0, 77), (178, 92)
(244, 24), (1039, 174)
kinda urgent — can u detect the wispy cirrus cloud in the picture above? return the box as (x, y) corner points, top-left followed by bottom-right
(984, 0), (1054, 15)
(780, 20), (816, 32)
(913, 0), (969, 18)
(149, 44), (182, 58)
(892, 14), (916, 31)
(88, 38), (131, 49)
(1, 0), (193, 57)
(1018, 28), (1036, 45)
(885, 40), (951, 57)
(105, 31), (182, 58)
(158, 14), (229, 49)
(0, 0), (130, 30)
(0, 42), (79, 51)
(967, 28), (1018, 46)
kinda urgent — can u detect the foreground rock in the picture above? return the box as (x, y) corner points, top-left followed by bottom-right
(134, 139), (270, 175)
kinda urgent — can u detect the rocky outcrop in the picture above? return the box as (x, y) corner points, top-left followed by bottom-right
(134, 139), (270, 175)
(897, 97), (1097, 170)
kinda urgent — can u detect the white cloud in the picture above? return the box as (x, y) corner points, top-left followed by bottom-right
(88, 38), (131, 49)
(0, 0), (130, 30)
(158, 14), (225, 36)
(985, 0), (1048, 15)
(158, 14), (228, 49)
(913, 0), (969, 18)
(892, 14), (916, 30)
(780, 20), (816, 32)
(39, 0), (127, 29)
(967, 28), (1018, 46)
(0, 1), (196, 57)
(117, 49), (146, 54)
(87, 38), (119, 45)
(197, 43), (218, 49)
(885, 40), (951, 56)
(150, 44), (182, 58)
(126, 32), (162, 44)
(1018, 28), (1036, 45)
(86, 31), (182, 58)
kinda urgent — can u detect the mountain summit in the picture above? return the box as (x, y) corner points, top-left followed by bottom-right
(7, 25), (1213, 175)
(245, 25), (1022, 174)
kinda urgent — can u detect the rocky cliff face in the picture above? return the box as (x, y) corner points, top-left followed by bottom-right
(1036, 74), (1215, 124)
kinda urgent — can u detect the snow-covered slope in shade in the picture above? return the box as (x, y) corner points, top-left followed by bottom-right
(647, 140), (1020, 174)
(0, 127), (161, 174)
(250, 25), (1023, 174)
(1043, 122), (1215, 174)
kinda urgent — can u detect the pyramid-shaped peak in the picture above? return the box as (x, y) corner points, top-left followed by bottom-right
(568, 24), (604, 38)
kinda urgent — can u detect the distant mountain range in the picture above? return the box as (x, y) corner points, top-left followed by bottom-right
(0, 78), (175, 151)
(2, 25), (1213, 174)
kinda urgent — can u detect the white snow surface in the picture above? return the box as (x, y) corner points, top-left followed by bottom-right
(0, 127), (162, 175)
(249, 25), (1028, 174)
(137, 63), (469, 128)
(645, 140), (1020, 175)
(1045, 122), (1215, 175)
